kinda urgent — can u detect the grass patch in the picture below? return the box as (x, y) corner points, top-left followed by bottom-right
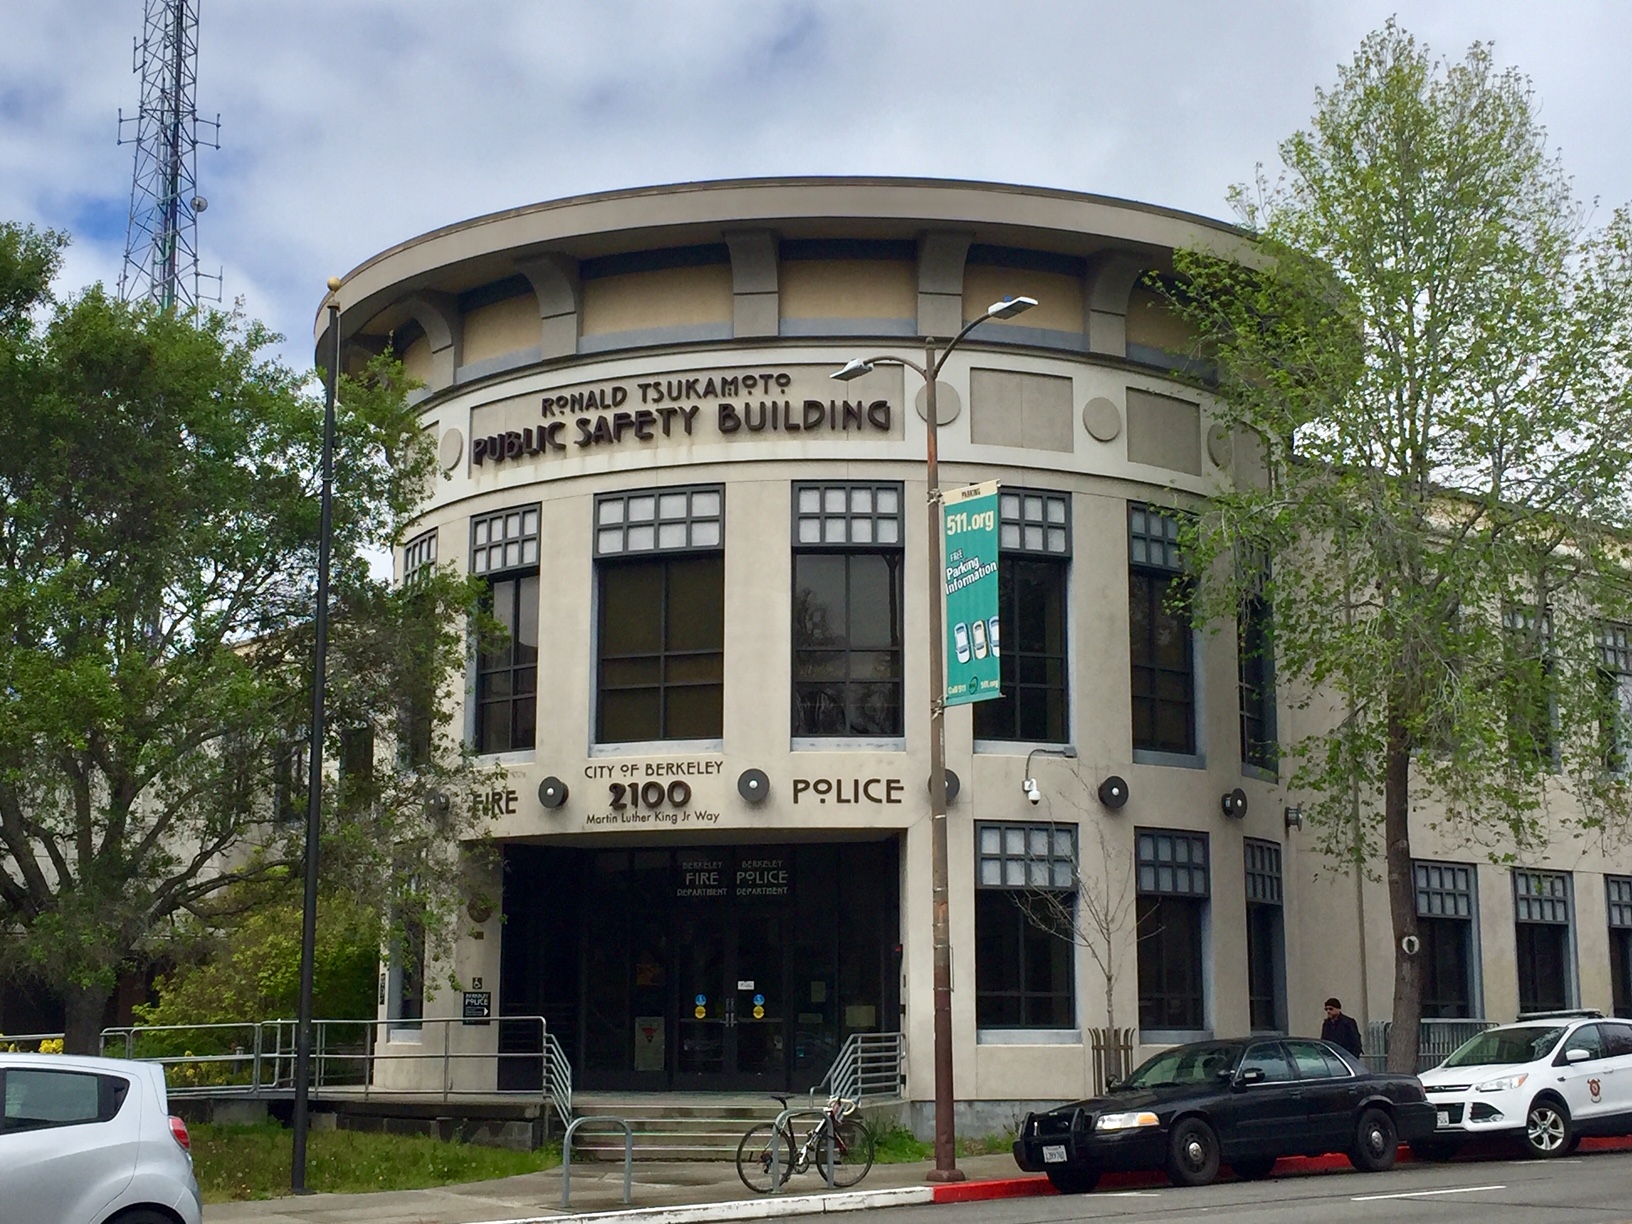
(867, 1123), (1015, 1164)
(190, 1122), (560, 1202)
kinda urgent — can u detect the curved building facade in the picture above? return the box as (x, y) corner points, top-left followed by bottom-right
(321, 178), (1632, 1125)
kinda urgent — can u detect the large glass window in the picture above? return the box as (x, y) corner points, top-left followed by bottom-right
(1608, 875), (1632, 1019)
(792, 483), (904, 737)
(974, 822), (1076, 1028)
(1238, 583), (1276, 772)
(975, 490), (1069, 743)
(398, 529), (440, 768)
(1514, 869), (1574, 1014)
(1128, 505), (1194, 756)
(595, 487), (725, 743)
(1598, 625), (1632, 771)
(1503, 607), (1555, 767)
(1244, 839), (1284, 1031)
(1136, 828), (1208, 1032)
(472, 507), (539, 754)
(1416, 862), (1478, 1018)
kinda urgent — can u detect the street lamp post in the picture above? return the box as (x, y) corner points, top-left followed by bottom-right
(291, 277), (343, 1194)
(832, 295), (1036, 1181)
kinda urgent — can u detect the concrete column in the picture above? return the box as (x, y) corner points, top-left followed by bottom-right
(1083, 253), (1147, 358)
(724, 229), (779, 337)
(516, 254), (581, 360)
(916, 231), (972, 338)
(402, 291), (464, 391)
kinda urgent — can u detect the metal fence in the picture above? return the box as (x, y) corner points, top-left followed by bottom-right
(816, 1031), (903, 1101)
(1363, 1017), (1494, 1073)
(1088, 1026), (1137, 1094)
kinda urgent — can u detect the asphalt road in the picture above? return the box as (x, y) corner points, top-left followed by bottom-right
(858, 1150), (1632, 1224)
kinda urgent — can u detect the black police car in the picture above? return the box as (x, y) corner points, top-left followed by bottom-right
(1013, 1037), (1436, 1192)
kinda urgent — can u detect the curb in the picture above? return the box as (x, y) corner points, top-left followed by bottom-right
(470, 1135), (1632, 1223)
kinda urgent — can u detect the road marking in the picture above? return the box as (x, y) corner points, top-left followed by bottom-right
(1351, 1184), (1505, 1202)
(1101, 1191), (1161, 1196)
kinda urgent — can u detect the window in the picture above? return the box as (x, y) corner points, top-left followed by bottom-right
(1287, 1039), (1351, 1079)
(1240, 1041), (1294, 1082)
(1238, 580), (1276, 772)
(1598, 626), (1632, 771)
(1128, 505), (1195, 757)
(397, 529), (442, 768)
(1, 1070), (127, 1133)
(403, 529), (438, 584)
(595, 487), (724, 742)
(1244, 839), (1284, 1031)
(1136, 829), (1208, 1032)
(338, 725), (375, 814)
(472, 506), (540, 754)
(792, 483), (904, 737)
(387, 914), (425, 1036)
(1609, 876), (1632, 1019)
(1503, 607), (1554, 767)
(1514, 869), (1574, 1014)
(1415, 862), (1478, 1019)
(974, 490), (1069, 743)
(974, 822), (1076, 1027)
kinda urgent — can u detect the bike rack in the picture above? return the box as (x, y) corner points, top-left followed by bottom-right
(768, 1106), (836, 1194)
(560, 1115), (633, 1209)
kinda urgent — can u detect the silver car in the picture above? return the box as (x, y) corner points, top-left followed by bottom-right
(0, 1052), (203, 1224)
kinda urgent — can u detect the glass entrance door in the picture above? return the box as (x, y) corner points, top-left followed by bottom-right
(673, 906), (789, 1089)
(674, 910), (729, 1080)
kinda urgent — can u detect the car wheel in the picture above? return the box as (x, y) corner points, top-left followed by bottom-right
(1046, 1166), (1101, 1194)
(107, 1212), (177, 1224)
(1409, 1137), (1461, 1162)
(1524, 1097), (1571, 1157)
(1166, 1117), (1221, 1187)
(1230, 1156), (1276, 1181)
(1349, 1107), (1398, 1172)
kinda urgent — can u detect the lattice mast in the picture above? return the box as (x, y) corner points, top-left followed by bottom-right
(118, 0), (220, 310)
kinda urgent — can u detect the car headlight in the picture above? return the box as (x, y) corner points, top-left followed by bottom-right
(1474, 1073), (1528, 1092)
(1095, 1111), (1160, 1131)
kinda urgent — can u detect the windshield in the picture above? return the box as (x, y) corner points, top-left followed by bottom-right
(1119, 1043), (1243, 1090)
(1444, 1026), (1566, 1068)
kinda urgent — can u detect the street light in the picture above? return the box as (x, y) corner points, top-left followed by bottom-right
(832, 295), (1037, 1182)
(291, 276), (342, 1194)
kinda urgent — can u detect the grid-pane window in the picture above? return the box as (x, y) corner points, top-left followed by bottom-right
(403, 529), (438, 584)
(1136, 829), (1208, 1031)
(1129, 504), (1194, 756)
(1599, 625), (1632, 770)
(793, 483), (904, 737)
(974, 823), (1076, 1027)
(1415, 862), (1477, 1019)
(1514, 869), (1573, 1014)
(471, 507), (540, 754)
(596, 486), (722, 556)
(1239, 590), (1276, 771)
(1609, 876), (1632, 1019)
(595, 488), (725, 743)
(976, 490), (1069, 743)
(1244, 839), (1284, 1031)
(1503, 607), (1555, 766)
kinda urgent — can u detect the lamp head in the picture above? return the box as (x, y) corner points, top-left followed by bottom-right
(985, 295), (1038, 320)
(1022, 777), (1040, 806)
(831, 358), (875, 381)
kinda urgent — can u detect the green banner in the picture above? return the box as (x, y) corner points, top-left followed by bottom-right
(942, 480), (1001, 707)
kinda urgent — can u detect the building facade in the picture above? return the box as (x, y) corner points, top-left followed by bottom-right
(319, 178), (1632, 1126)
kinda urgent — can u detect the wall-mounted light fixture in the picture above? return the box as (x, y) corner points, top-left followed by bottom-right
(1284, 804), (1304, 831)
(1097, 776), (1129, 810)
(1220, 787), (1248, 819)
(537, 777), (568, 809)
(738, 768), (770, 804)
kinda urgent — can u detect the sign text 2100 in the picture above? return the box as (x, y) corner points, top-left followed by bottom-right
(610, 780), (693, 810)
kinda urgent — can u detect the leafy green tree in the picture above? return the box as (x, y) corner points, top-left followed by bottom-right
(0, 223), (494, 1053)
(1171, 24), (1632, 1068)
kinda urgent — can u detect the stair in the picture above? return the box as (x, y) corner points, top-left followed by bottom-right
(566, 1093), (799, 1161)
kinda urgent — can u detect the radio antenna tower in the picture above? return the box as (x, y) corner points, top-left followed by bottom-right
(117, 0), (220, 310)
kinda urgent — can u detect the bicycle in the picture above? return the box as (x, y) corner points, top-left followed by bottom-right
(736, 1093), (875, 1192)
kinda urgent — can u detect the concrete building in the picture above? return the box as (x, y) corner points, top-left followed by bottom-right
(317, 177), (1632, 1128)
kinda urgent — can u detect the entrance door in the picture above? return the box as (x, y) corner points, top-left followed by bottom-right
(673, 906), (788, 1089)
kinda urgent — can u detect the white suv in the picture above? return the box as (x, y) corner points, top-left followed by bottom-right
(0, 1053), (203, 1224)
(1416, 1011), (1632, 1159)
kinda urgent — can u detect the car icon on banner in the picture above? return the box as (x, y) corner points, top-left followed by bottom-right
(953, 622), (971, 663)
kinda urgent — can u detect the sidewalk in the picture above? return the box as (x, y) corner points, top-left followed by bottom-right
(204, 1152), (1029, 1224)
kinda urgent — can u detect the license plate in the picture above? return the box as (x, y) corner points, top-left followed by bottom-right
(1043, 1144), (1067, 1163)
(1436, 1110), (1449, 1128)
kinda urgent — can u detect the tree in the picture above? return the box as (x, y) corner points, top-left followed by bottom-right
(1170, 24), (1632, 1069)
(0, 223), (495, 1053)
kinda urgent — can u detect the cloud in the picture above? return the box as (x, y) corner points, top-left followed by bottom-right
(4, 0), (1630, 366)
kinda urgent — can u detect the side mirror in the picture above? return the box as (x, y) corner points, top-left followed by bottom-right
(1104, 1077), (1120, 1092)
(1236, 1067), (1266, 1087)
(1565, 1048), (1592, 1063)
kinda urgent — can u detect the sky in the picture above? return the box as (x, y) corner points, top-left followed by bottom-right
(4, 0), (1632, 368)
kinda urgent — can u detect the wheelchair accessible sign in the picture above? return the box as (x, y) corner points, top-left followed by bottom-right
(942, 480), (1001, 708)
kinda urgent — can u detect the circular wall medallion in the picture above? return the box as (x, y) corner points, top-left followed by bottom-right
(438, 428), (465, 472)
(1082, 397), (1122, 442)
(737, 768), (770, 804)
(537, 777), (569, 809)
(1206, 424), (1233, 468)
(914, 381), (962, 425)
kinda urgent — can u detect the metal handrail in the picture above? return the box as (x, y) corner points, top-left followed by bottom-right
(543, 1027), (573, 1130)
(816, 1031), (903, 1102)
(561, 1116), (632, 1209)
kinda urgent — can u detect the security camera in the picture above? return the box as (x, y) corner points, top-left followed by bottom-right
(1022, 777), (1040, 805)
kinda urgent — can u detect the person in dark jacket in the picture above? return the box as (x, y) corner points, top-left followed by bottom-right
(1321, 997), (1365, 1057)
